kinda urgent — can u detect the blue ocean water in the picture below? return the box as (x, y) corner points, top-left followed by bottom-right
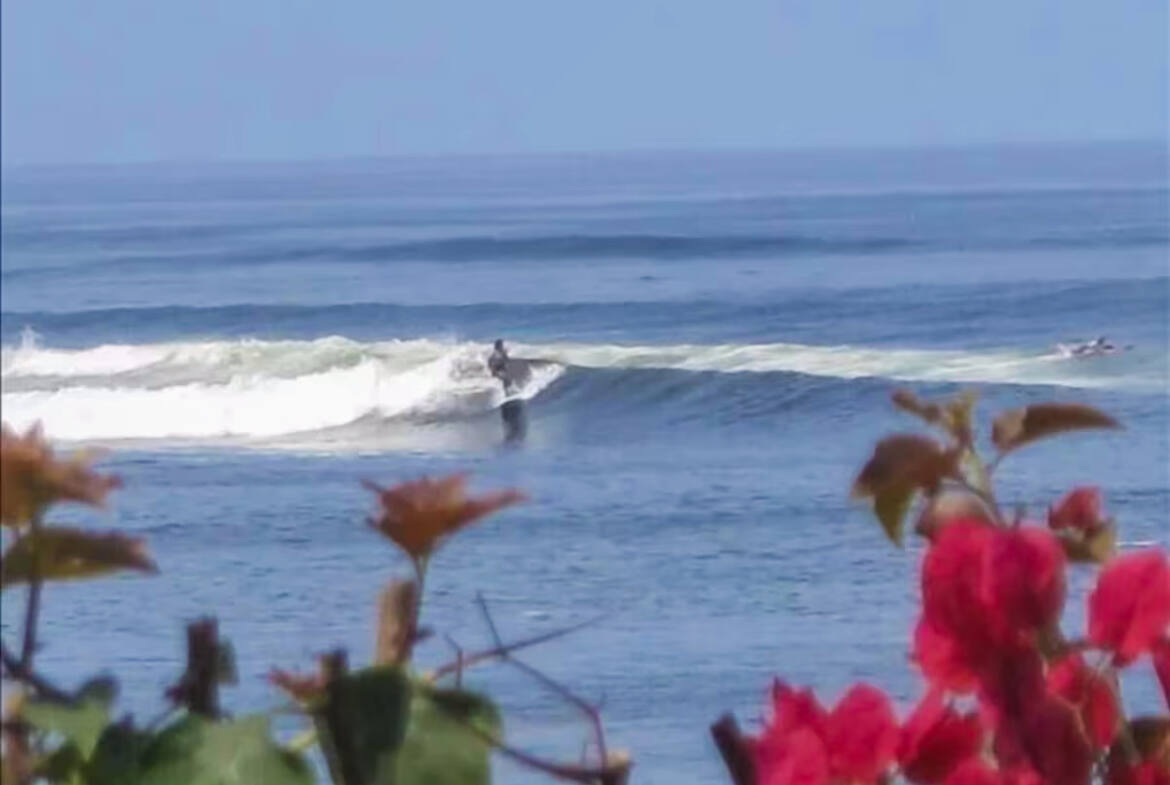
(1, 143), (1168, 783)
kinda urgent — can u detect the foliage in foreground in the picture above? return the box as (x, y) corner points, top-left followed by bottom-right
(712, 391), (1170, 785)
(0, 389), (1167, 785)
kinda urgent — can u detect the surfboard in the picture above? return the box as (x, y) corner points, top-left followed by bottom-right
(500, 398), (527, 442)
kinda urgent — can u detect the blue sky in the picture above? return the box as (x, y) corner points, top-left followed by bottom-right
(2, 0), (1166, 165)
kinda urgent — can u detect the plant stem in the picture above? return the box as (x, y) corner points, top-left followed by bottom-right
(20, 513), (44, 669)
(408, 555), (429, 661)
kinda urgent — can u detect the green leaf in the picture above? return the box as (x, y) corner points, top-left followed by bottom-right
(311, 665), (500, 785)
(85, 721), (154, 785)
(315, 666), (411, 785)
(393, 685), (501, 785)
(24, 693), (112, 761)
(1, 526), (157, 589)
(872, 485), (914, 548)
(135, 715), (313, 785)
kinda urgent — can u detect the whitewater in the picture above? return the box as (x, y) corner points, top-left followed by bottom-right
(2, 332), (1161, 442)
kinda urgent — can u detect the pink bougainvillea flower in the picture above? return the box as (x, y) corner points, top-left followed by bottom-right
(1047, 653), (1119, 749)
(977, 644), (1047, 766)
(913, 616), (980, 694)
(753, 681), (830, 785)
(1154, 637), (1170, 709)
(767, 680), (829, 740)
(981, 525), (1066, 635)
(918, 519), (1067, 693)
(753, 681), (901, 785)
(1048, 487), (1107, 534)
(944, 760), (1045, 785)
(898, 688), (984, 785)
(757, 727), (830, 785)
(824, 683), (900, 784)
(1089, 549), (1170, 666)
(1020, 695), (1095, 785)
(1108, 761), (1170, 785)
(944, 759), (1003, 785)
(921, 520), (1004, 662)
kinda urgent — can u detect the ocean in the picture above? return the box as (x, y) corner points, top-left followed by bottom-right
(2, 142), (1168, 783)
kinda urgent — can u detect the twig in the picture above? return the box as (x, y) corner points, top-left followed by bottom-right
(464, 720), (631, 785)
(443, 635), (464, 689)
(20, 513), (45, 669)
(710, 713), (756, 785)
(427, 613), (606, 683)
(0, 640), (72, 704)
(475, 593), (609, 768)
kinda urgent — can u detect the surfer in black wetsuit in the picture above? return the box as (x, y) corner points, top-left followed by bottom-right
(489, 339), (526, 441)
(488, 339), (511, 391)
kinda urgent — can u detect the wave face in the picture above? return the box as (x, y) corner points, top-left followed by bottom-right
(2, 334), (1161, 444)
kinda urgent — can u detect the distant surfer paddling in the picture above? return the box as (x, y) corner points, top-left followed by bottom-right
(488, 339), (527, 442)
(1056, 336), (1131, 359)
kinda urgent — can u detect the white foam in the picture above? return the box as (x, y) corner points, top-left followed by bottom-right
(1, 340), (563, 441)
(509, 340), (1160, 391)
(0, 335), (1159, 442)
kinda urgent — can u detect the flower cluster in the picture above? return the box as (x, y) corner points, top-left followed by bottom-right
(744, 393), (1170, 785)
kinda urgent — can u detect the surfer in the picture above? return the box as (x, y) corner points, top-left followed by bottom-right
(1057, 336), (1127, 358)
(489, 339), (527, 442)
(488, 339), (514, 393)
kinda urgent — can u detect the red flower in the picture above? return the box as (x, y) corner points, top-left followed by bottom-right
(913, 616), (979, 693)
(1047, 653), (1119, 749)
(1089, 549), (1170, 666)
(898, 689), (984, 785)
(943, 760), (1044, 785)
(922, 520), (1003, 667)
(1108, 761), (1170, 785)
(945, 759), (1003, 785)
(754, 681), (830, 785)
(1154, 637), (1170, 709)
(825, 684), (899, 783)
(1048, 487), (1107, 533)
(982, 526), (1066, 635)
(918, 521), (1066, 692)
(758, 728), (829, 785)
(977, 644), (1047, 766)
(754, 682), (900, 785)
(1019, 695), (1095, 785)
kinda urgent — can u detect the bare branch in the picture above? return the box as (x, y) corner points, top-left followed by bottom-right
(475, 593), (610, 769)
(20, 514), (45, 669)
(427, 613), (605, 683)
(0, 640), (72, 704)
(710, 713), (756, 785)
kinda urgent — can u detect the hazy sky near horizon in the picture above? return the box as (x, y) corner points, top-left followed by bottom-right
(2, 0), (1167, 165)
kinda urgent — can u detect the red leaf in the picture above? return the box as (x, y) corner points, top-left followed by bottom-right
(982, 526), (1066, 635)
(754, 680), (831, 785)
(1021, 695), (1094, 785)
(977, 645), (1047, 765)
(1047, 653), (1119, 749)
(899, 689), (985, 785)
(913, 616), (980, 693)
(768, 680), (829, 740)
(825, 684), (899, 783)
(1089, 549), (1170, 666)
(756, 727), (829, 785)
(922, 520), (1004, 668)
(1154, 638), (1170, 709)
(944, 759), (1004, 785)
(1048, 487), (1106, 534)
(1108, 761), (1170, 785)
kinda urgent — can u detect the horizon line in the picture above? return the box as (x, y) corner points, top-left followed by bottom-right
(2, 136), (1166, 173)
